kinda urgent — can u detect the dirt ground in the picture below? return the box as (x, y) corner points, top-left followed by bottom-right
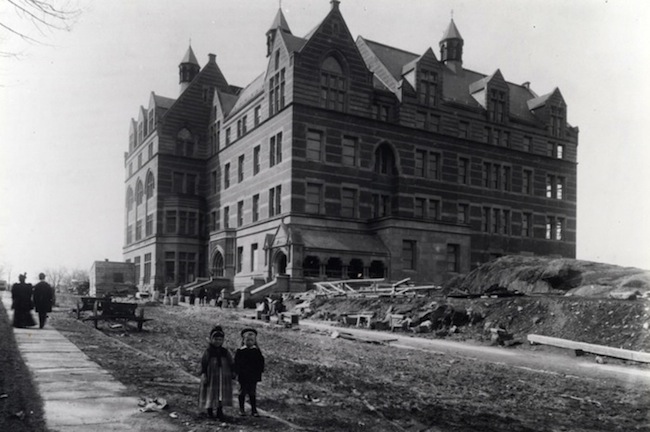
(50, 294), (650, 432)
(305, 294), (650, 354)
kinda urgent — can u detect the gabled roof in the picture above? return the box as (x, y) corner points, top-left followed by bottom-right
(361, 38), (419, 81)
(469, 69), (504, 94)
(152, 93), (175, 110)
(372, 75), (392, 92)
(509, 83), (538, 120)
(279, 30), (308, 54)
(181, 46), (199, 65)
(357, 34), (545, 122)
(228, 73), (265, 116)
(441, 19), (463, 41)
(527, 88), (563, 110)
(217, 91), (239, 117)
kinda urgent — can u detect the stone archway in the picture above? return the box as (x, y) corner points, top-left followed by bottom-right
(212, 251), (224, 277)
(274, 251), (287, 276)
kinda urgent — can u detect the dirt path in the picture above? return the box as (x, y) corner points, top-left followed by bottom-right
(49, 301), (650, 432)
(299, 319), (650, 386)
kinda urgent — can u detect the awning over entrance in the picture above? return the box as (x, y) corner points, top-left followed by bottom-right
(300, 229), (389, 257)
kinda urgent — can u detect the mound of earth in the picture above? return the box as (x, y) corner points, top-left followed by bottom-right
(302, 294), (650, 353)
(443, 255), (650, 298)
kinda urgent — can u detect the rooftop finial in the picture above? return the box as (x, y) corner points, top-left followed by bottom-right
(451, 9), (454, 20)
(331, 0), (340, 10)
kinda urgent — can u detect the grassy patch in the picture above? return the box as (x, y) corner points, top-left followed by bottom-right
(0, 300), (48, 432)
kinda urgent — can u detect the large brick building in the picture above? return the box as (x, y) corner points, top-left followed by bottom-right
(123, 2), (577, 293)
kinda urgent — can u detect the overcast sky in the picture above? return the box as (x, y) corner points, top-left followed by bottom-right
(1, 0), (649, 282)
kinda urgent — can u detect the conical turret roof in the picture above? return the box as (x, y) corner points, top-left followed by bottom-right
(441, 19), (463, 41)
(181, 45), (199, 65)
(267, 8), (292, 35)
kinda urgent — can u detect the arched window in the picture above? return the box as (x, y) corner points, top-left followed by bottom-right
(303, 256), (321, 278)
(176, 128), (194, 157)
(325, 257), (343, 279)
(320, 55), (346, 111)
(369, 261), (385, 279)
(135, 179), (144, 205)
(347, 259), (364, 279)
(126, 186), (134, 211)
(374, 143), (397, 175)
(145, 171), (155, 199)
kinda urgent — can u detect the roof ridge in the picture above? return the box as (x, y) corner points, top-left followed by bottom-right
(361, 36), (419, 58)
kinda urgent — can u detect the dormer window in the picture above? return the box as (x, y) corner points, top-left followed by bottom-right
(550, 105), (565, 137)
(269, 68), (285, 116)
(274, 50), (280, 71)
(489, 89), (506, 123)
(320, 56), (346, 111)
(418, 70), (438, 106)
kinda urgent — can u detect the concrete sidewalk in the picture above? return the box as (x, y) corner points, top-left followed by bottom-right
(1, 292), (178, 432)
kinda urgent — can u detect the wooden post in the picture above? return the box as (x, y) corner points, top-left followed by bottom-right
(93, 300), (99, 329)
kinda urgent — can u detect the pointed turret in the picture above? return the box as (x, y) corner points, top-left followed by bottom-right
(266, 9), (292, 57)
(179, 45), (200, 94)
(440, 18), (463, 72)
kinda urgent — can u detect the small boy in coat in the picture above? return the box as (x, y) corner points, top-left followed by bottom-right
(234, 328), (265, 416)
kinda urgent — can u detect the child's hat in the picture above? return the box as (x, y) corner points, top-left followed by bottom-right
(210, 325), (225, 338)
(241, 328), (257, 337)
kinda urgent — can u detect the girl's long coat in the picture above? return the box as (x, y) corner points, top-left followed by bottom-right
(198, 345), (234, 408)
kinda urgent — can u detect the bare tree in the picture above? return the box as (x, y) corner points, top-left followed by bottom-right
(0, 262), (12, 282)
(45, 266), (68, 290)
(62, 267), (88, 286)
(1, 0), (81, 58)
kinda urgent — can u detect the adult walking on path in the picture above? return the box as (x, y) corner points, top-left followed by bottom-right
(0, 291), (180, 431)
(33, 272), (55, 329)
(12, 273), (35, 328)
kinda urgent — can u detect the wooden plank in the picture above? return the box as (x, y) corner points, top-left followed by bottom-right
(527, 334), (650, 364)
(338, 332), (397, 345)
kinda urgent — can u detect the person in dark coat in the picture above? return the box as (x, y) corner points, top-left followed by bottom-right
(189, 290), (196, 305)
(198, 325), (234, 421)
(11, 273), (35, 328)
(33, 272), (55, 329)
(233, 328), (265, 417)
(198, 286), (207, 306)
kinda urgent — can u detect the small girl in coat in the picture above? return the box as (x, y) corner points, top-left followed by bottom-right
(199, 325), (234, 420)
(234, 328), (265, 416)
